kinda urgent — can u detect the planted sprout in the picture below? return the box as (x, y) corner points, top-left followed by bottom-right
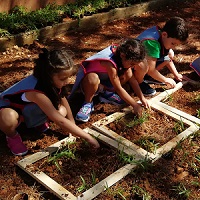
(174, 117), (185, 134)
(77, 175), (88, 192)
(47, 141), (76, 173)
(132, 185), (151, 200)
(135, 137), (160, 154)
(172, 183), (190, 199)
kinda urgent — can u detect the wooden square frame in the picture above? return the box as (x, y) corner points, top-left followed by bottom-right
(92, 100), (199, 161)
(17, 128), (145, 200)
(151, 81), (200, 125)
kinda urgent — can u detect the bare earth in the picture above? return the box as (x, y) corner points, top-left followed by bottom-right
(0, 0), (200, 199)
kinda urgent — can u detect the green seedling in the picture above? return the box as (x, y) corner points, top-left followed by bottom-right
(193, 94), (200, 103)
(174, 117), (185, 134)
(191, 180), (200, 188)
(172, 183), (191, 199)
(125, 112), (149, 128)
(77, 175), (88, 192)
(104, 182), (127, 200)
(136, 137), (160, 154)
(91, 170), (97, 185)
(132, 185), (151, 200)
(47, 142), (76, 173)
(119, 151), (152, 172)
(162, 88), (173, 103)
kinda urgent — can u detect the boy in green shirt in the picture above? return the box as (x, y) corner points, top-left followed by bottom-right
(129, 17), (189, 96)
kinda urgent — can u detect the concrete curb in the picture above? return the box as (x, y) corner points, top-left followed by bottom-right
(0, 0), (186, 51)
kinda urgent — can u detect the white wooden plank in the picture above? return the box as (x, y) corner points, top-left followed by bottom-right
(86, 128), (146, 160)
(154, 101), (200, 125)
(18, 168), (77, 200)
(150, 124), (199, 161)
(150, 81), (185, 102)
(77, 164), (137, 200)
(17, 136), (76, 167)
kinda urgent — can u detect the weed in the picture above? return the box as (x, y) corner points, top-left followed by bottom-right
(174, 117), (185, 134)
(132, 185), (151, 200)
(104, 183), (127, 199)
(47, 142), (76, 173)
(172, 183), (191, 199)
(77, 175), (88, 192)
(162, 88), (173, 103)
(91, 170), (97, 185)
(135, 137), (160, 154)
(117, 111), (149, 129)
(191, 179), (200, 188)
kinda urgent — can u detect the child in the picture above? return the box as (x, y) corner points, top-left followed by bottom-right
(190, 57), (200, 76)
(133, 16), (189, 96)
(69, 38), (149, 123)
(0, 48), (100, 156)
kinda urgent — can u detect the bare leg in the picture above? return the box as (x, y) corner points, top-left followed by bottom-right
(0, 108), (19, 137)
(81, 73), (100, 102)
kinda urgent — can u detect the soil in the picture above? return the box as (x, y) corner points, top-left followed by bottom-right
(0, 0), (200, 199)
(107, 110), (189, 153)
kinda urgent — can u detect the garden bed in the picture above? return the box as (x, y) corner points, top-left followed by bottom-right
(0, 0), (199, 199)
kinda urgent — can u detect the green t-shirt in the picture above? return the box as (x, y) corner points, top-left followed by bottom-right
(143, 40), (161, 58)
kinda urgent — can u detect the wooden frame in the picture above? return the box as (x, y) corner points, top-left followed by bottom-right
(17, 128), (145, 200)
(92, 101), (199, 162)
(150, 81), (200, 125)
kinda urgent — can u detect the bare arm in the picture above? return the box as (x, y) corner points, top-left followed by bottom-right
(101, 61), (143, 116)
(147, 57), (176, 88)
(129, 75), (150, 108)
(25, 91), (100, 148)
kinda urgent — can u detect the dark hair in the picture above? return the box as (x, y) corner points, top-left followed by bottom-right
(116, 38), (146, 62)
(33, 48), (74, 109)
(162, 17), (188, 42)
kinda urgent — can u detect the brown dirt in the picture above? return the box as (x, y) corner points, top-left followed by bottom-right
(0, 0), (200, 199)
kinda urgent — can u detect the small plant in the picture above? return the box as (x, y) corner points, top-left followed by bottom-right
(117, 111), (149, 129)
(174, 117), (185, 134)
(172, 183), (191, 199)
(77, 175), (88, 192)
(162, 88), (173, 103)
(47, 142), (76, 172)
(91, 170), (97, 185)
(104, 182), (127, 199)
(135, 137), (160, 154)
(193, 94), (200, 103)
(132, 185), (151, 200)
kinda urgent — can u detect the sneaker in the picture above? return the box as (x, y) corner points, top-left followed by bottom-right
(139, 81), (156, 96)
(99, 92), (125, 105)
(6, 133), (28, 156)
(35, 122), (49, 133)
(76, 102), (94, 122)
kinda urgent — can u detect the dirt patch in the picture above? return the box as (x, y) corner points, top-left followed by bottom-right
(162, 83), (200, 117)
(0, 0), (200, 199)
(107, 110), (188, 153)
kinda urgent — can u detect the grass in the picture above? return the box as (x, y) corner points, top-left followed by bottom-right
(0, 0), (147, 36)
(47, 141), (76, 172)
(172, 183), (191, 199)
(136, 137), (160, 154)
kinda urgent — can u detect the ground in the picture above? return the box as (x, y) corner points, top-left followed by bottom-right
(0, 0), (200, 199)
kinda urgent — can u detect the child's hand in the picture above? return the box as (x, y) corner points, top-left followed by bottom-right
(87, 137), (100, 149)
(133, 103), (143, 117)
(164, 77), (176, 88)
(140, 97), (150, 109)
(174, 73), (183, 81)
